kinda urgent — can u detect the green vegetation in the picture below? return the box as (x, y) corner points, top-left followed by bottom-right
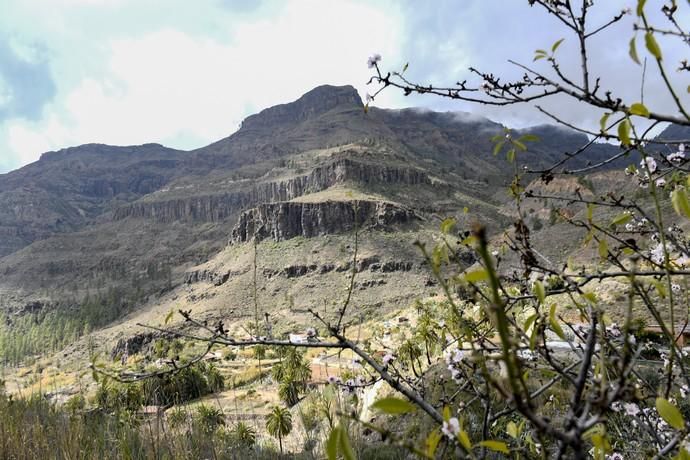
(272, 347), (311, 406)
(0, 392), (288, 459)
(95, 361), (224, 410)
(265, 405), (293, 455)
(0, 287), (149, 365)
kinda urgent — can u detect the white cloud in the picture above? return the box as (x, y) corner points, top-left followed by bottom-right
(2, 0), (688, 174)
(0, 75), (12, 108)
(0, 0), (405, 172)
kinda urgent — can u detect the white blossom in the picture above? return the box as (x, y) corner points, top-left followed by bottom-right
(625, 223), (635, 231)
(672, 283), (681, 293)
(517, 349), (538, 361)
(367, 53), (381, 68)
(650, 242), (666, 264)
(365, 93), (374, 103)
(444, 348), (465, 365)
(641, 157), (658, 173)
(444, 348), (465, 383)
(382, 353), (395, 365)
(606, 323), (622, 338)
(442, 417), (461, 438)
(655, 177), (667, 187)
(668, 144), (686, 163)
(676, 254), (690, 267)
(624, 402), (640, 416)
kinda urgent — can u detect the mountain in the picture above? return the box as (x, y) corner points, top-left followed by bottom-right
(0, 84), (625, 354)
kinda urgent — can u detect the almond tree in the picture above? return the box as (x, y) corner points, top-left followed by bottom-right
(97, 1), (690, 458)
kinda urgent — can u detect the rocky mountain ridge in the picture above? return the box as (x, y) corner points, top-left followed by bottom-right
(0, 83), (649, 335)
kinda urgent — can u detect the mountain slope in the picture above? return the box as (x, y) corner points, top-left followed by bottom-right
(0, 84), (624, 332)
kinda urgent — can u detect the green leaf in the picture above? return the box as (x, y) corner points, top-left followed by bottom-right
(611, 212), (632, 226)
(479, 440), (510, 454)
(629, 37), (641, 65)
(506, 148), (515, 163)
(371, 397), (416, 414)
(402, 62), (409, 74)
(618, 119), (631, 146)
(440, 217), (456, 235)
(598, 239), (608, 259)
(549, 303), (566, 340)
(671, 188), (690, 218)
(164, 309), (174, 325)
(339, 426), (356, 460)
(443, 406), (451, 422)
(535, 49), (547, 55)
(533, 54), (546, 61)
(506, 421), (519, 439)
(645, 32), (662, 60)
(493, 140), (505, 155)
(636, 0), (646, 16)
(465, 269), (489, 283)
(529, 322), (539, 350)
(494, 141), (505, 155)
(582, 292), (598, 305)
(587, 203), (594, 222)
(551, 38), (565, 53)
(599, 112), (611, 133)
(425, 429), (442, 458)
(629, 102), (650, 117)
(326, 427), (340, 460)
(533, 280), (546, 304)
(674, 448), (690, 460)
(591, 432), (611, 456)
(656, 397), (685, 430)
(518, 134), (540, 143)
(457, 430), (472, 451)
(523, 313), (538, 333)
(513, 140), (527, 151)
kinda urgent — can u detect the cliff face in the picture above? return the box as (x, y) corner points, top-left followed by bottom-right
(231, 200), (417, 243)
(0, 83), (630, 324)
(0, 144), (187, 257)
(112, 158), (432, 223)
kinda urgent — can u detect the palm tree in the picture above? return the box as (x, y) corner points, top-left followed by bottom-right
(273, 349), (312, 406)
(399, 339), (423, 377)
(233, 421), (256, 448)
(265, 405), (292, 454)
(416, 311), (441, 365)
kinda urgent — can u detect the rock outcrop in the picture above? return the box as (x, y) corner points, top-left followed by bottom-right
(112, 158), (432, 223)
(184, 268), (246, 285)
(231, 200), (417, 243)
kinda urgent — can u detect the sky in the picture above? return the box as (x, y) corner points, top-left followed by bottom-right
(0, 0), (688, 173)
